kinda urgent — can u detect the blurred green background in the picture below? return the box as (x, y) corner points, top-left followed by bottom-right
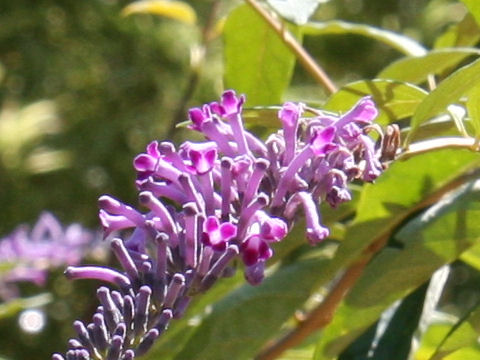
(0, 0), (470, 358)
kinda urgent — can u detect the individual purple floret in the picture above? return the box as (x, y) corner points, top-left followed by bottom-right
(0, 212), (103, 300)
(55, 91), (390, 360)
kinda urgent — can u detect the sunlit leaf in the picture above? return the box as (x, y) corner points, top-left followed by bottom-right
(460, 242), (480, 271)
(406, 57), (480, 144)
(466, 82), (480, 138)
(224, 5), (300, 106)
(415, 323), (455, 360)
(267, 0), (323, 25)
(459, 0), (480, 27)
(447, 104), (469, 138)
(121, 0), (197, 24)
(377, 48), (480, 84)
(324, 79), (428, 125)
(428, 302), (480, 360)
(302, 21), (427, 56)
(314, 179), (480, 360)
(330, 148), (480, 286)
(434, 13), (480, 49)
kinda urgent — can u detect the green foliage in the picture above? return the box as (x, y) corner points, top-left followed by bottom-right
(175, 258), (331, 360)
(224, 4), (299, 106)
(324, 79), (428, 125)
(407, 57), (480, 144)
(3, 1), (480, 360)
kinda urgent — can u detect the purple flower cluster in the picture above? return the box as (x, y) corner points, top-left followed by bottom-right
(54, 91), (385, 360)
(0, 212), (102, 300)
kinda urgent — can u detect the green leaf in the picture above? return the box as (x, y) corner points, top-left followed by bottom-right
(443, 347), (480, 360)
(302, 21), (427, 56)
(224, 5), (299, 106)
(314, 179), (480, 360)
(339, 282), (428, 360)
(267, 0), (321, 25)
(415, 323), (455, 360)
(324, 79), (428, 125)
(459, 0), (480, 27)
(460, 242), (480, 271)
(466, 83), (480, 138)
(377, 48), (480, 84)
(406, 57), (480, 144)
(121, 0), (197, 24)
(427, 307), (480, 360)
(434, 13), (480, 49)
(144, 272), (245, 359)
(174, 257), (335, 360)
(331, 148), (480, 285)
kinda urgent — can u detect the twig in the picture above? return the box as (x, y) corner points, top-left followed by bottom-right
(245, 0), (337, 95)
(255, 165), (480, 360)
(397, 137), (480, 161)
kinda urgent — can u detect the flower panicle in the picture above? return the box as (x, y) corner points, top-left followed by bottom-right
(54, 91), (391, 360)
(0, 212), (103, 301)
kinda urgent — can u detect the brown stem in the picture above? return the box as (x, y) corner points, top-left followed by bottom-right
(255, 166), (480, 360)
(245, 0), (337, 95)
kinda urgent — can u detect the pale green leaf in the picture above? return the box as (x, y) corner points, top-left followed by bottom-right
(434, 13), (480, 49)
(460, 241), (480, 270)
(406, 57), (480, 144)
(428, 304), (480, 359)
(302, 21), (427, 56)
(324, 79), (428, 125)
(466, 82), (480, 138)
(377, 48), (480, 84)
(121, 0), (197, 24)
(459, 0), (480, 27)
(224, 5), (299, 106)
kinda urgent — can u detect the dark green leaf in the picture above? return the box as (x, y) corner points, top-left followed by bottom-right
(377, 48), (480, 84)
(144, 272), (245, 359)
(302, 21), (426, 56)
(338, 282), (428, 360)
(175, 257), (335, 360)
(406, 57), (480, 144)
(224, 5), (299, 106)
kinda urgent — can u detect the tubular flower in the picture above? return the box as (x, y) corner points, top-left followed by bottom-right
(54, 92), (389, 360)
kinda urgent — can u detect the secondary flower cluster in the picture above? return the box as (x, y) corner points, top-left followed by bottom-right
(0, 212), (102, 300)
(54, 91), (385, 360)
